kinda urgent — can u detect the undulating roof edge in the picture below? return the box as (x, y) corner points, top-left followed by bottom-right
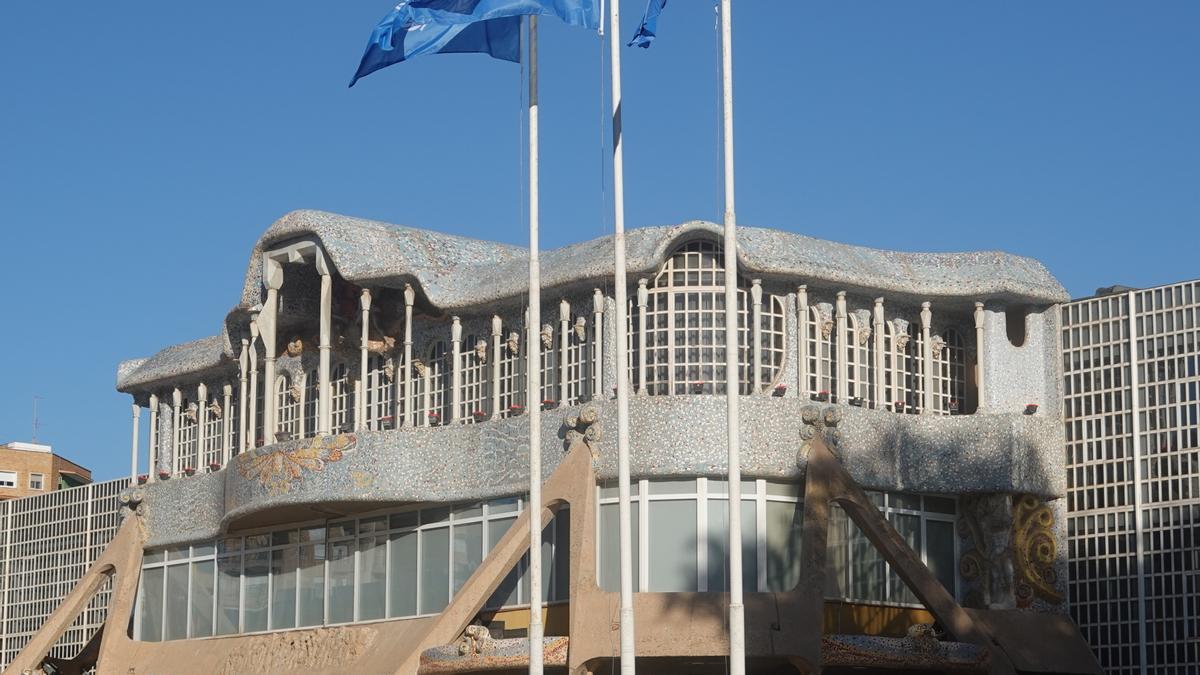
(117, 208), (1068, 392)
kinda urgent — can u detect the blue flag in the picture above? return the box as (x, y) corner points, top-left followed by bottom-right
(351, 0), (600, 87)
(628, 0), (666, 48)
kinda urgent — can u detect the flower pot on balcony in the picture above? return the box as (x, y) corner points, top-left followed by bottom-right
(541, 399), (557, 410)
(1024, 403), (1038, 415)
(813, 391), (830, 402)
(184, 467), (196, 477)
(849, 397), (863, 407)
(509, 405), (525, 415)
(427, 412), (441, 426)
(379, 415), (395, 430)
(472, 410), (488, 421)
(772, 384), (787, 397)
(137, 474), (148, 485)
(157, 470), (171, 480)
(208, 462), (221, 472)
(894, 401), (905, 413)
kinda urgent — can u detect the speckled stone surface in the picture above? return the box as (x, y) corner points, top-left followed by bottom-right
(134, 397), (1063, 548)
(116, 210), (1068, 392)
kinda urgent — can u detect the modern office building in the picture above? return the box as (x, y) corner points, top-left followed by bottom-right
(8, 210), (1100, 674)
(1062, 280), (1200, 675)
(0, 442), (92, 501)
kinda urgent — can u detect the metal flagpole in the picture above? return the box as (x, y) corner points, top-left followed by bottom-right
(525, 14), (545, 675)
(607, 1), (636, 672)
(719, 1), (746, 673)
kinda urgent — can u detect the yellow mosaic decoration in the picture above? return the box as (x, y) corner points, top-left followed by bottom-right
(1012, 495), (1064, 607)
(237, 434), (357, 495)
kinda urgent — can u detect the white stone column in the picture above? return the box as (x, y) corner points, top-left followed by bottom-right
(797, 286), (809, 397)
(261, 261), (282, 438)
(129, 403), (140, 483)
(402, 284), (416, 427)
(559, 299), (570, 405)
(318, 267), (333, 435)
(171, 388), (182, 475)
(872, 298), (886, 409)
(751, 279), (763, 393)
(249, 318), (260, 447)
(636, 279), (648, 394)
(835, 292), (848, 404)
(491, 315), (503, 419)
(148, 394), (159, 482)
(238, 339), (249, 453)
(221, 384), (233, 465)
(974, 301), (986, 412)
(358, 289), (372, 431)
(592, 289), (604, 400)
(921, 301), (934, 413)
(450, 316), (462, 423)
(197, 383), (208, 468)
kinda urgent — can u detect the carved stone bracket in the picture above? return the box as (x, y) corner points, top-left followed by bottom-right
(798, 404), (842, 455)
(474, 339), (488, 363)
(573, 316), (587, 341)
(506, 332), (520, 356)
(563, 405), (602, 453)
(540, 323), (554, 350)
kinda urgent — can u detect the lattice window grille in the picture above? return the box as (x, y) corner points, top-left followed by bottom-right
(330, 364), (354, 433)
(806, 306), (823, 397)
(845, 314), (868, 403)
(933, 329), (967, 414)
(498, 328), (523, 418)
(176, 397), (198, 474)
(564, 315), (591, 405)
(366, 354), (394, 430)
(228, 385), (240, 456)
(253, 372), (265, 447)
(460, 336), (489, 423)
(276, 374), (300, 440)
(758, 295), (786, 391)
(539, 329), (559, 405)
(302, 370), (319, 438)
(413, 342), (449, 426)
(201, 393), (223, 467)
(816, 306), (837, 399)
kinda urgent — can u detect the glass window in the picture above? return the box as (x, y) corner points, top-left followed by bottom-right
(297, 542), (325, 627)
(270, 547), (298, 630)
(707, 497), (757, 592)
(138, 566), (164, 642)
(452, 522), (483, 596)
(600, 501), (638, 592)
(766, 500), (803, 592)
(215, 556), (241, 635)
(486, 516), (520, 609)
(358, 535), (387, 620)
(389, 530), (418, 617)
(420, 528), (450, 614)
(242, 551), (270, 632)
(162, 564), (189, 640)
(327, 540), (355, 623)
(887, 512), (922, 604)
(28, 473), (44, 490)
(189, 559), (215, 638)
(926, 519), (957, 596)
(648, 500), (697, 591)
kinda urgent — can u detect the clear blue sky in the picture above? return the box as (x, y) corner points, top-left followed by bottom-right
(1, 2), (1196, 481)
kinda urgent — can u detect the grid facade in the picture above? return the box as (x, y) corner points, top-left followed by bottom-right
(1063, 281), (1200, 674)
(0, 478), (129, 669)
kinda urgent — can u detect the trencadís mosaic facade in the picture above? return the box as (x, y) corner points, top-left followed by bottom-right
(11, 210), (1101, 674)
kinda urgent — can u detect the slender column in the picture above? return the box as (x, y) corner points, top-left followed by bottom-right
(197, 383), (208, 468)
(636, 279), (648, 394)
(403, 285), (416, 427)
(358, 289), (372, 430)
(559, 300), (570, 405)
(592, 289), (604, 401)
(525, 16), (545, 674)
(261, 262), (282, 437)
(873, 298), (886, 409)
(490, 315), (503, 419)
(797, 286), (809, 396)
(129, 404), (141, 482)
(973, 301), (986, 411)
(221, 384), (233, 465)
(751, 279), (763, 392)
(318, 267), (333, 435)
(148, 394), (159, 481)
(607, 2), (635, 670)
(719, 1), (745, 670)
(238, 339), (249, 453)
(249, 319), (260, 447)
(450, 316), (463, 423)
(171, 388), (182, 475)
(920, 301), (934, 413)
(835, 292), (848, 403)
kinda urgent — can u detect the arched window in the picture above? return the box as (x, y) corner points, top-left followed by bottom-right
(538, 324), (558, 406)
(846, 314), (869, 404)
(366, 354), (394, 429)
(177, 396), (198, 473)
(276, 374), (300, 440)
(564, 314), (592, 405)
(460, 335), (489, 423)
(331, 364), (354, 433)
(757, 295), (786, 391)
(498, 327), (523, 418)
(882, 320), (897, 409)
(933, 328), (967, 414)
(253, 373), (265, 447)
(302, 369), (319, 437)
(632, 240), (759, 396)
(228, 384), (241, 456)
(201, 391), (223, 467)
(897, 321), (924, 413)
(815, 305), (836, 399)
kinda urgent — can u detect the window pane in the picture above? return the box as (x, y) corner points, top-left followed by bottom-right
(297, 543), (325, 627)
(420, 528), (450, 614)
(270, 548), (298, 629)
(163, 564), (189, 640)
(766, 500), (803, 592)
(824, 505), (849, 598)
(600, 502), (638, 592)
(923, 496), (957, 515)
(189, 560), (215, 638)
(139, 566), (164, 641)
(452, 522), (483, 596)
(552, 510), (571, 600)
(887, 513), (921, 604)
(926, 519), (957, 598)
(389, 531), (418, 617)
(707, 498), (756, 592)
(215, 556), (240, 635)
(328, 540), (356, 623)
(648, 500), (697, 591)
(486, 516), (520, 608)
(849, 520), (885, 602)
(243, 551), (269, 632)
(648, 479), (695, 495)
(359, 535), (387, 620)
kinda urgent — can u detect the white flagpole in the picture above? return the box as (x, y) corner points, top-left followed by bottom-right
(526, 14), (545, 675)
(720, 1), (746, 673)
(607, 1), (636, 673)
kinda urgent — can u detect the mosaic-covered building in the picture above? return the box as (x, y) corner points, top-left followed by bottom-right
(11, 210), (1101, 674)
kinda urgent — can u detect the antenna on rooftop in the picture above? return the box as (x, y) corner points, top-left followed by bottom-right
(32, 395), (42, 443)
